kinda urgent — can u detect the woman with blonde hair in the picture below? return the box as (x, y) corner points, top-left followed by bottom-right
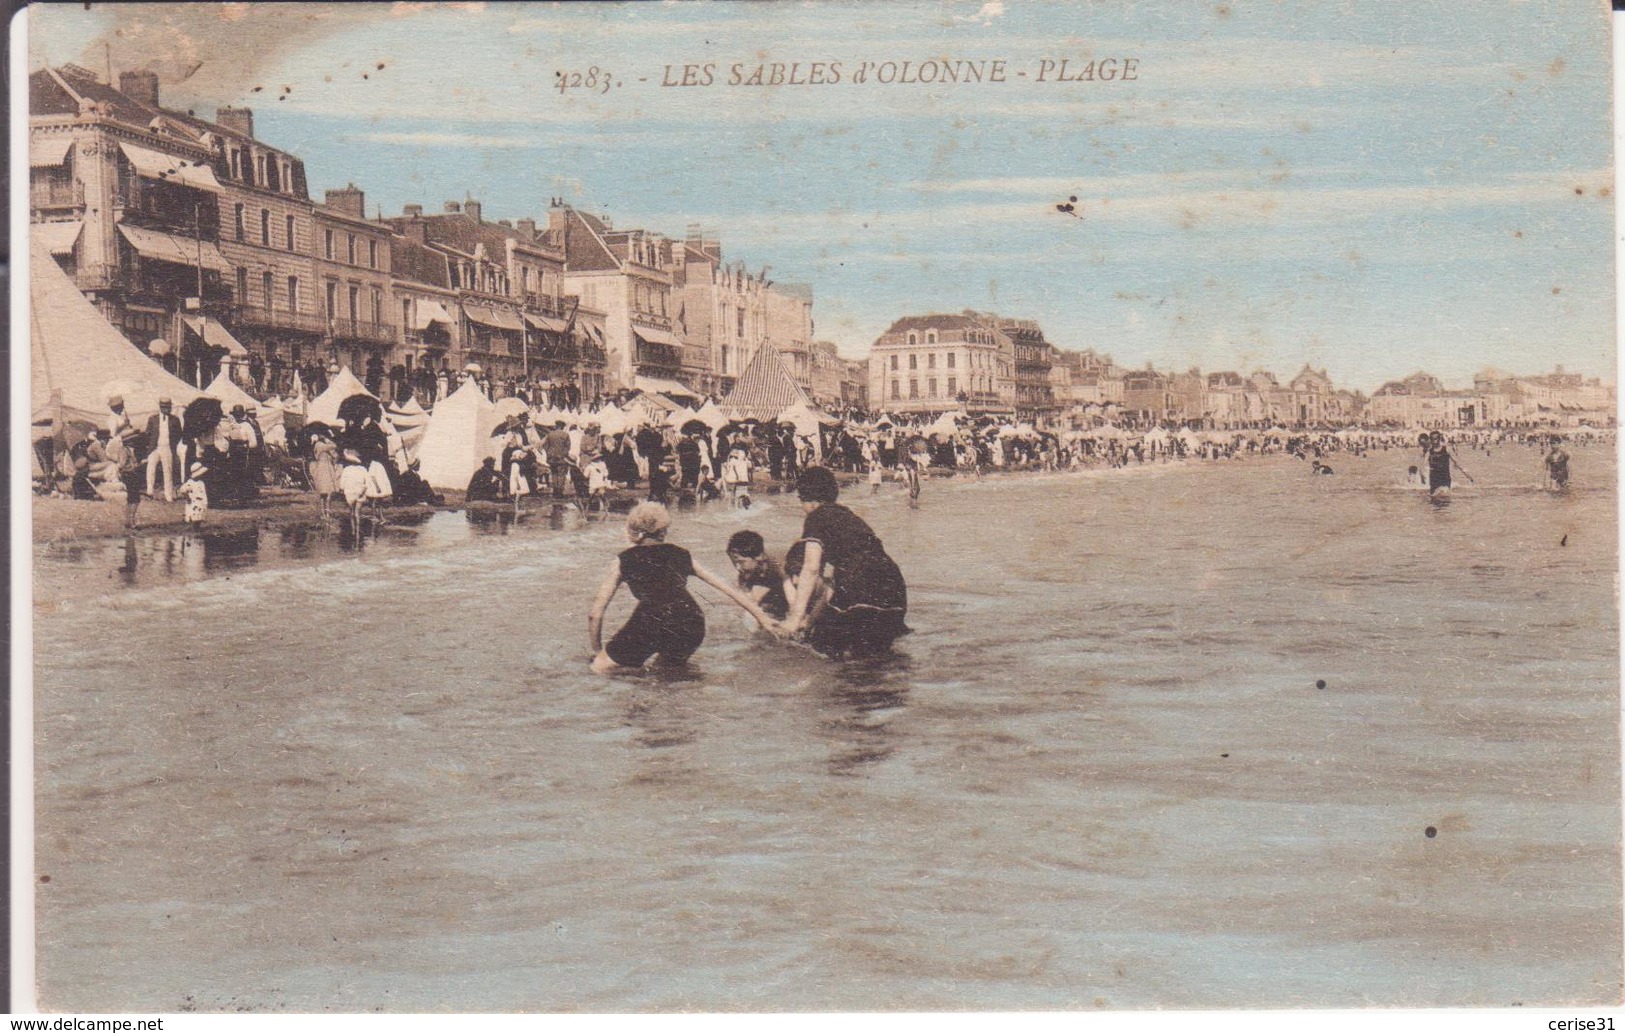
(588, 502), (781, 673)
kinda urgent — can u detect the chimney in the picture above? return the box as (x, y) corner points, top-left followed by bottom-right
(443, 201), (462, 214)
(547, 208), (569, 234)
(464, 199), (482, 222)
(403, 203), (423, 218)
(119, 70), (160, 108)
(411, 221), (430, 244)
(215, 106), (254, 139)
(324, 183), (365, 220)
(516, 217), (537, 238)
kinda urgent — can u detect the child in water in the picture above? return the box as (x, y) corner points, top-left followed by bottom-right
(782, 538), (832, 631)
(588, 503), (782, 673)
(725, 530), (789, 621)
(1405, 465), (1427, 488)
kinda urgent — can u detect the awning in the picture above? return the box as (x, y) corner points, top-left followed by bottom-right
(37, 221), (82, 256)
(587, 325), (605, 345)
(119, 142), (223, 193)
(523, 312), (569, 333)
(183, 315), (249, 357)
(30, 136), (74, 167)
(633, 325), (682, 348)
(463, 304), (525, 332)
(119, 223), (232, 273)
(410, 299), (454, 330)
(635, 376), (698, 398)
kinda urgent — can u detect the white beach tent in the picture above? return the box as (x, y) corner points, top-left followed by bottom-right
(305, 367), (375, 426)
(694, 399), (730, 431)
(30, 241), (199, 423)
(593, 404), (629, 436)
(415, 379), (498, 490)
(202, 370), (284, 430)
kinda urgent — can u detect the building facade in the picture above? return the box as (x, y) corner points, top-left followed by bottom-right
(868, 313), (1015, 414)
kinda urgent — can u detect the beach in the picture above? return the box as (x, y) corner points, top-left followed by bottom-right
(29, 444), (1620, 1010)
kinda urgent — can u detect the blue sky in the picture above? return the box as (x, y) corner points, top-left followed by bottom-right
(30, 1), (1615, 391)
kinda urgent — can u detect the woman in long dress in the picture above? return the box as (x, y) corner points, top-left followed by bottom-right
(783, 466), (909, 658)
(309, 432), (340, 520)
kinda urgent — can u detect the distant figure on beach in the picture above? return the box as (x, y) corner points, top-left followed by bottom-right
(465, 456), (505, 503)
(1310, 460), (1334, 476)
(725, 530), (789, 621)
(179, 461), (210, 525)
(589, 503), (781, 673)
(785, 466), (910, 657)
(1544, 438), (1571, 491)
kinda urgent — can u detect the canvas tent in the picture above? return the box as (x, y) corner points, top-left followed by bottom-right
(30, 241), (199, 424)
(305, 367), (375, 426)
(414, 380), (498, 490)
(719, 348), (814, 421)
(386, 396), (431, 451)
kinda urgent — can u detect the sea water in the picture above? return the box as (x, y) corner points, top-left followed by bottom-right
(30, 445), (1620, 1010)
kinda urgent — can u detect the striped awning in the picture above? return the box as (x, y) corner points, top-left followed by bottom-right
(36, 221), (82, 256)
(119, 142), (223, 193)
(463, 304), (525, 332)
(30, 136), (74, 167)
(119, 224), (232, 273)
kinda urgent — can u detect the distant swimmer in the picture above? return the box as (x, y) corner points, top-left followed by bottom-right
(1424, 431), (1474, 495)
(1544, 437), (1571, 491)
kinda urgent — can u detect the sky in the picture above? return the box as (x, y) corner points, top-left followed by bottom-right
(28, 0), (1616, 392)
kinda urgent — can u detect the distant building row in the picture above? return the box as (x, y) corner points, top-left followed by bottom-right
(28, 63), (859, 404)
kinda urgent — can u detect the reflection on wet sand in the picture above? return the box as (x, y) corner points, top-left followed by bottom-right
(820, 656), (912, 777)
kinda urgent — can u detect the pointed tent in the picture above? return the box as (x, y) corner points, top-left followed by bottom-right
(694, 399), (730, 431)
(30, 241), (198, 423)
(720, 347), (813, 421)
(415, 379), (498, 490)
(201, 369), (283, 429)
(306, 367), (375, 426)
(385, 396), (431, 451)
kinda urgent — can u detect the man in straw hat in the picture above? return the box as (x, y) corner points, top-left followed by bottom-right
(143, 396), (183, 502)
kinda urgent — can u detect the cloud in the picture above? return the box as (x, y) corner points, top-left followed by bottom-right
(953, 1), (1006, 26)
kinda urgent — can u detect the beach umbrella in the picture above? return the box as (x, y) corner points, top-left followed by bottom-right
(492, 396), (529, 420)
(463, 363), (483, 375)
(146, 338), (171, 357)
(183, 396), (225, 441)
(337, 394), (383, 428)
(681, 419), (710, 436)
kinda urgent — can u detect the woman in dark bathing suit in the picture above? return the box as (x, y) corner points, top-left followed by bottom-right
(784, 466), (910, 658)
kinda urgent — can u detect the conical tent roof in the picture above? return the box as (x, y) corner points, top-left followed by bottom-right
(694, 399), (730, 430)
(306, 367), (375, 426)
(720, 347), (813, 421)
(415, 380), (498, 490)
(30, 241), (199, 423)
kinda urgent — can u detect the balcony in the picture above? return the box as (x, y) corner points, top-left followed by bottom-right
(634, 341), (683, 370)
(31, 180), (83, 209)
(230, 303), (330, 336)
(329, 317), (398, 346)
(630, 312), (672, 332)
(522, 292), (571, 318)
(579, 343), (608, 366)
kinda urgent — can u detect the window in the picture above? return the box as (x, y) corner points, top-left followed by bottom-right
(948, 376), (957, 395)
(907, 331), (918, 346)
(368, 239), (378, 269)
(324, 229), (334, 260)
(403, 299), (413, 329)
(228, 149), (242, 181)
(891, 380), (901, 400)
(262, 270), (273, 308)
(347, 234), (356, 265)
(909, 379), (918, 399)
(927, 378), (938, 398)
(325, 281), (338, 319)
(928, 353), (936, 369)
(348, 285), (360, 322)
(233, 203), (245, 241)
(909, 354), (918, 371)
(720, 345), (730, 374)
(371, 288), (382, 325)
(236, 267), (248, 302)
(947, 352), (956, 369)
(737, 307), (745, 337)
(286, 215), (295, 251)
(927, 330), (937, 344)
(287, 276), (299, 312)
(254, 153), (266, 186)
(260, 209), (270, 245)
(890, 354), (899, 371)
(521, 267), (530, 293)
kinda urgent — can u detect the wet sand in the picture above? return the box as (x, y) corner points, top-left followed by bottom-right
(29, 446), (1621, 1011)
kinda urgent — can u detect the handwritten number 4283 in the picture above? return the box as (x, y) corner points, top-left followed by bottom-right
(556, 68), (614, 95)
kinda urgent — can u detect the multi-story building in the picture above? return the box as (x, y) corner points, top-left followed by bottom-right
(765, 282), (816, 394)
(999, 318), (1057, 415)
(553, 204), (690, 395)
(1121, 366), (1176, 419)
(868, 314), (1015, 414)
(668, 232), (765, 394)
(315, 186), (396, 389)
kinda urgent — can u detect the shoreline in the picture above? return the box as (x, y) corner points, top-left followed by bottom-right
(29, 456), (1250, 548)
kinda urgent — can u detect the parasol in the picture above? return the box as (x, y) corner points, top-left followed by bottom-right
(147, 338), (172, 357)
(337, 394), (383, 428)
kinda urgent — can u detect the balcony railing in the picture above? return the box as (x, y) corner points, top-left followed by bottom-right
(522, 292), (571, 318)
(328, 317), (398, 346)
(579, 344), (608, 366)
(31, 180), (83, 209)
(634, 342), (683, 369)
(230, 303), (330, 336)
(631, 312), (673, 332)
